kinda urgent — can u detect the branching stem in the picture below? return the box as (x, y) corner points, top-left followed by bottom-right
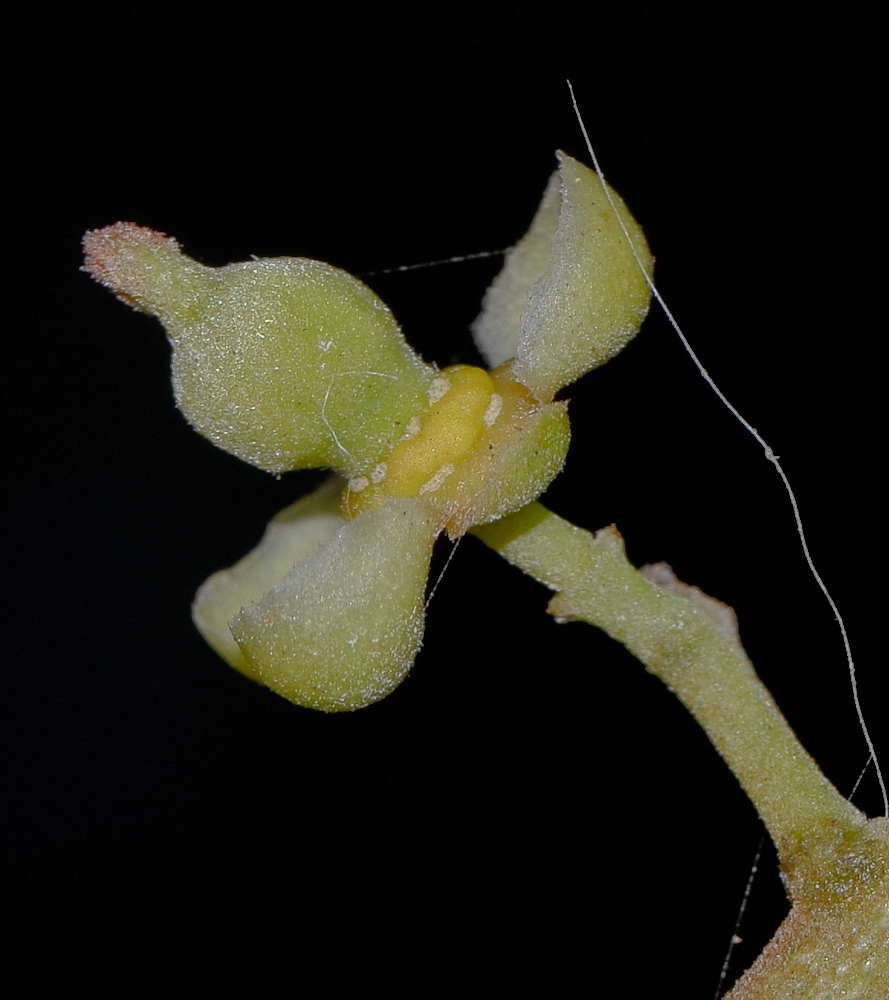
(473, 502), (865, 852)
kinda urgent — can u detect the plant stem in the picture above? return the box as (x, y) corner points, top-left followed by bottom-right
(473, 502), (864, 851)
(475, 503), (889, 994)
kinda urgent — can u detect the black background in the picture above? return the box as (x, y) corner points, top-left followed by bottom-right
(6, 7), (884, 994)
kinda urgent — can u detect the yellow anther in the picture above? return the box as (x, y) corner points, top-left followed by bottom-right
(382, 365), (496, 496)
(345, 362), (570, 538)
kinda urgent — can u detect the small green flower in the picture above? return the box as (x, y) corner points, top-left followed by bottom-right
(83, 152), (652, 711)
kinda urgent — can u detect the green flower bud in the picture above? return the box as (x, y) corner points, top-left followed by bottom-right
(472, 152), (654, 401)
(85, 151), (654, 712)
(83, 223), (435, 475)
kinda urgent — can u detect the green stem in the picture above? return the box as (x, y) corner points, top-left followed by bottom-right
(473, 502), (864, 852)
(476, 503), (889, 997)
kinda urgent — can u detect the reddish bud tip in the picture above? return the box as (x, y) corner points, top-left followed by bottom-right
(81, 223), (180, 309)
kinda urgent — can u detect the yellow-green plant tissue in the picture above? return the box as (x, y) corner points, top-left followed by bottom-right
(472, 153), (653, 402)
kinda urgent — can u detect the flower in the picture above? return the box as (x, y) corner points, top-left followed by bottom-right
(83, 153), (652, 711)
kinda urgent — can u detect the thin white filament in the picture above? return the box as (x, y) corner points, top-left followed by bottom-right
(425, 535), (463, 611)
(566, 80), (887, 817)
(321, 369), (399, 462)
(366, 249), (508, 276)
(848, 754), (874, 804)
(713, 837), (765, 1000)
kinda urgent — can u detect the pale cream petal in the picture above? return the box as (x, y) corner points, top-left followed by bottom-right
(472, 153), (653, 402)
(471, 169), (562, 369)
(230, 498), (437, 712)
(192, 477), (345, 670)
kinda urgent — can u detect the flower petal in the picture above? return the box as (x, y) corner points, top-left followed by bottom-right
(471, 169), (563, 370)
(472, 153), (653, 401)
(192, 477), (345, 670)
(229, 498), (438, 712)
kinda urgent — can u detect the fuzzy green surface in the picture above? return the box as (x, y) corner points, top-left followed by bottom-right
(231, 497), (437, 712)
(192, 477), (345, 670)
(171, 258), (435, 475)
(83, 223), (435, 475)
(472, 153), (653, 401)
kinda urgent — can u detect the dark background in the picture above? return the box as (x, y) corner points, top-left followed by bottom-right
(6, 7), (883, 994)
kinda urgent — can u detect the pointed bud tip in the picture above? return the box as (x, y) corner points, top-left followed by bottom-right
(82, 223), (180, 307)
